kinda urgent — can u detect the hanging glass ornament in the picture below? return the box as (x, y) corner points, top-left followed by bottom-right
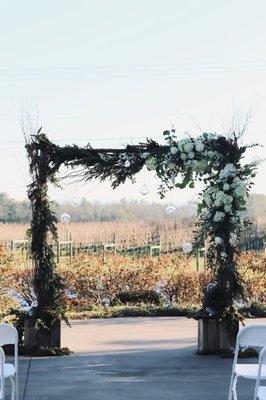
(140, 184), (149, 196)
(60, 213), (71, 223)
(182, 242), (193, 254)
(165, 204), (176, 216)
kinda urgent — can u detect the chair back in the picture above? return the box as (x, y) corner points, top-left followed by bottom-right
(254, 347), (266, 400)
(0, 323), (18, 346)
(237, 325), (266, 347)
(0, 347), (5, 400)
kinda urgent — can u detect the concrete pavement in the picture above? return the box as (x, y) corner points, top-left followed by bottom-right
(15, 317), (266, 399)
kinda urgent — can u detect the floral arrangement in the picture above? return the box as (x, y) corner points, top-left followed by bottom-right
(143, 130), (258, 322)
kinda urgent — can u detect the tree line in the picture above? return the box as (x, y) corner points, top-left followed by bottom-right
(0, 191), (265, 223)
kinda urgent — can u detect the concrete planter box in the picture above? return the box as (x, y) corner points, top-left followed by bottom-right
(198, 318), (238, 354)
(24, 318), (61, 352)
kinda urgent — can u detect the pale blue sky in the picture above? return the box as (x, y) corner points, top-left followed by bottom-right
(0, 0), (265, 204)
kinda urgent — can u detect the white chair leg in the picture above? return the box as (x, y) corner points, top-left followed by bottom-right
(15, 374), (18, 400)
(9, 377), (15, 400)
(228, 373), (235, 400)
(0, 378), (5, 400)
(232, 376), (238, 400)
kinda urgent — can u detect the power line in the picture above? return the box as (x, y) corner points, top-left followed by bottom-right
(0, 60), (266, 82)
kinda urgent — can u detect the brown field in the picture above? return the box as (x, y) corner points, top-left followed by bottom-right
(0, 218), (194, 251)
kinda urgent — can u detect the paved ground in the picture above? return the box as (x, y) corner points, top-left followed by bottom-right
(13, 317), (266, 399)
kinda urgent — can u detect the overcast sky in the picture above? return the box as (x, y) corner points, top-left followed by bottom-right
(0, 0), (265, 206)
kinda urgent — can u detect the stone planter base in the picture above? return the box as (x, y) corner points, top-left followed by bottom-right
(198, 318), (239, 354)
(24, 318), (61, 352)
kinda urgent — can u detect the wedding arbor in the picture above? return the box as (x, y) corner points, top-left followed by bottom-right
(25, 128), (257, 352)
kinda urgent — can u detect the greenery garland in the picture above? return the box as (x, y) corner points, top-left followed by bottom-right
(25, 129), (258, 329)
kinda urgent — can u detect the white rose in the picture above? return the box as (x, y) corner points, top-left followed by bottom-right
(233, 177), (241, 184)
(183, 142), (194, 153)
(170, 146), (178, 155)
(188, 151), (195, 159)
(224, 204), (232, 213)
(234, 186), (245, 197)
(219, 164), (236, 180)
(207, 151), (216, 159)
(216, 191), (225, 200)
(215, 236), (223, 245)
(214, 199), (221, 207)
(223, 183), (230, 191)
(213, 211), (225, 222)
(195, 141), (205, 152)
(180, 153), (187, 160)
(221, 252), (227, 260)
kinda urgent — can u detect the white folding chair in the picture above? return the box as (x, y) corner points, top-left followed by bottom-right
(254, 347), (266, 400)
(0, 324), (18, 400)
(228, 325), (266, 400)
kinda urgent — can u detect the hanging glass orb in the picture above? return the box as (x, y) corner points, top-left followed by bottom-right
(140, 184), (149, 196)
(60, 213), (71, 223)
(182, 242), (193, 254)
(165, 204), (176, 216)
(124, 160), (131, 168)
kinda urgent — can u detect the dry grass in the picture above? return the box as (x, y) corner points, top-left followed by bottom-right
(0, 218), (194, 251)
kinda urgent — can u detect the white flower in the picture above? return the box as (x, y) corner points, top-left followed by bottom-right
(215, 191), (228, 204)
(207, 133), (218, 140)
(204, 195), (212, 206)
(195, 160), (207, 172)
(170, 146), (178, 155)
(213, 211), (225, 222)
(226, 195), (233, 203)
(166, 138), (172, 145)
(180, 153), (187, 160)
(214, 199), (221, 207)
(219, 164), (236, 180)
(188, 151), (195, 159)
(230, 232), (238, 245)
(178, 138), (191, 152)
(223, 183), (230, 191)
(185, 160), (192, 166)
(233, 177), (241, 184)
(195, 140), (205, 152)
(234, 186), (245, 197)
(207, 150), (216, 159)
(231, 216), (239, 224)
(183, 142), (194, 153)
(215, 236), (223, 245)
(221, 252), (227, 260)
(142, 152), (150, 159)
(145, 157), (157, 170)
(167, 162), (176, 170)
(224, 204), (232, 213)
